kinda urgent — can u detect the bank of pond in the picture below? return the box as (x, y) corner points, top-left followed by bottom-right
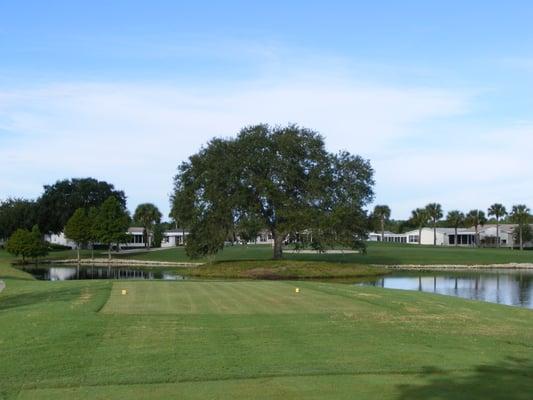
(15, 264), (533, 310)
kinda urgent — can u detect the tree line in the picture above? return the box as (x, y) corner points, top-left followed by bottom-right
(371, 203), (532, 250)
(1, 178), (166, 262)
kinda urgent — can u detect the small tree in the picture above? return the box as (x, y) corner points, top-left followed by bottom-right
(29, 225), (48, 260)
(373, 205), (391, 242)
(6, 225), (48, 263)
(466, 210), (487, 247)
(446, 210), (465, 247)
(410, 208), (429, 245)
(133, 203), (162, 248)
(93, 196), (130, 259)
(425, 203), (443, 246)
(64, 208), (92, 261)
(488, 203), (507, 248)
(87, 207), (99, 259)
(510, 205), (531, 251)
(6, 229), (33, 263)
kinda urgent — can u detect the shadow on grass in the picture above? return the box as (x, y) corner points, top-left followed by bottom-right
(0, 286), (84, 311)
(397, 357), (533, 400)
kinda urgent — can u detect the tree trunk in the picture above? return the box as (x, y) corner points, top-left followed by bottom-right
(496, 219), (500, 248)
(418, 227), (422, 245)
(475, 225), (479, 247)
(381, 218), (385, 242)
(273, 232), (283, 259)
(77, 246), (80, 262)
(520, 227), (523, 251)
(455, 227), (458, 247)
(433, 222), (437, 246)
(108, 244), (111, 260)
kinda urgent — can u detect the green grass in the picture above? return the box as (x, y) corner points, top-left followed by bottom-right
(9, 241), (533, 267)
(119, 242), (533, 266)
(1, 278), (533, 399)
(178, 260), (388, 279)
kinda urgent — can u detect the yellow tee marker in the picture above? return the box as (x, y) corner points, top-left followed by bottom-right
(295, 287), (300, 293)
(121, 289), (128, 295)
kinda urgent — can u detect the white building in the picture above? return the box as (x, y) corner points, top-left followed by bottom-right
(122, 227), (152, 249)
(369, 227), (477, 246)
(44, 232), (77, 248)
(161, 229), (189, 247)
(368, 231), (407, 244)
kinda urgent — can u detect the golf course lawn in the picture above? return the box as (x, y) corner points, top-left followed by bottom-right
(1, 278), (533, 399)
(116, 242), (533, 266)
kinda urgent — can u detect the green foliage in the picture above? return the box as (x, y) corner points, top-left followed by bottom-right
(488, 203), (507, 220)
(371, 205), (391, 234)
(152, 223), (164, 248)
(510, 205), (531, 250)
(410, 208), (429, 229)
(0, 198), (38, 240)
(446, 210), (465, 228)
(425, 203), (443, 225)
(5, 225), (48, 262)
(92, 197), (130, 252)
(466, 209), (487, 227)
(64, 208), (93, 247)
(37, 178), (126, 234)
(172, 124), (374, 259)
(133, 203), (162, 248)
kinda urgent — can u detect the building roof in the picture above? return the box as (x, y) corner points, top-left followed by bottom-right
(404, 227), (476, 235)
(127, 227), (144, 234)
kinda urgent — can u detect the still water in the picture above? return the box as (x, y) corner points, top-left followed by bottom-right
(19, 265), (186, 281)
(358, 270), (533, 309)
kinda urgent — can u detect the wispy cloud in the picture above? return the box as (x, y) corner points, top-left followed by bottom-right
(0, 77), (472, 216)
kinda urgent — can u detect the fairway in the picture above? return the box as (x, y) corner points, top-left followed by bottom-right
(2, 277), (533, 399)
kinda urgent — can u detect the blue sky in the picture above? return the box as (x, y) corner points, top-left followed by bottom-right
(1, 1), (533, 219)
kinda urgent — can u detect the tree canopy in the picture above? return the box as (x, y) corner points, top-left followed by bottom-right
(171, 124), (374, 259)
(92, 196), (130, 259)
(64, 208), (94, 260)
(37, 178), (126, 234)
(0, 198), (38, 240)
(6, 225), (48, 262)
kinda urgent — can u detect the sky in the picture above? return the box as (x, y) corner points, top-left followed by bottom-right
(1, 1), (533, 219)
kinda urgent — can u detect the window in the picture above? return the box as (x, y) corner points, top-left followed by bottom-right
(408, 235), (419, 243)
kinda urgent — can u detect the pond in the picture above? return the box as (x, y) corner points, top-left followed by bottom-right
(358, 270), (533, 309)
(18, 265), (187, 281)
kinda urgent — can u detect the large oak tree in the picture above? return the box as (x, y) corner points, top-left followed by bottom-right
(37, 178), (126, 234)
(171, 124), (374, 259)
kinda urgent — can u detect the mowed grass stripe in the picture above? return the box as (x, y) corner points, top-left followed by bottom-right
(100, 281), (366, 315)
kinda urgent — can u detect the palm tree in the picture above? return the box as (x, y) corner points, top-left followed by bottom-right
(373, 205), (391, 242)
(446, 210), (465, 247)
(133, 203), (162, 249)
(410, 208), (429, 245)
(425, 203), (443, 246)
(466, 210), (487, 247)
(488, 203), (507, 248)
(510, 204), (531, 251)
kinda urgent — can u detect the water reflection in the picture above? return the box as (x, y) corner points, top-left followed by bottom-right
(20, 265), (186, 281)
(359, 270), (533, 309)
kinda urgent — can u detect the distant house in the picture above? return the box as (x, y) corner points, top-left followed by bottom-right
(161, 229), (189, 247)
(368, 224), (533, 248)
(368, 227), (478, 246)
(44, 232), (77, 248)
(368, 231), (408, 244)
(123, 227), (152, 248)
